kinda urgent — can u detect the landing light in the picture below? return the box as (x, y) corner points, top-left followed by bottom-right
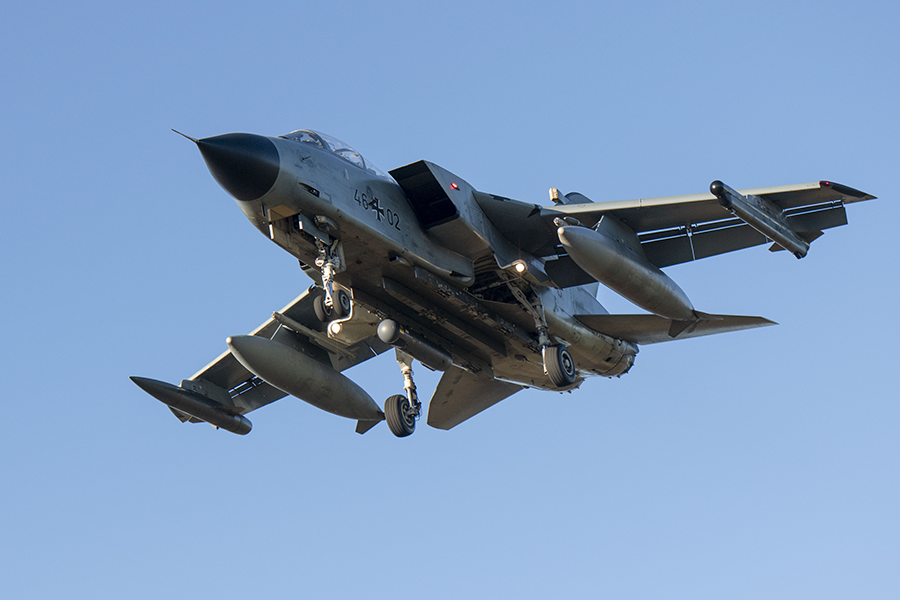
(329, 322), (343, 335)
(514, 261), (527, 274)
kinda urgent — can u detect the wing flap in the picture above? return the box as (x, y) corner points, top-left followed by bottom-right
(576, 313), (776, 345)
(787, 204), (847, 232)
(427, 366), (523, 430)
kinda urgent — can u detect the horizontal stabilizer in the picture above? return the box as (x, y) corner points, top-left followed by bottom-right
(428, 366), (523, 430)
(576, 313), (776, 345)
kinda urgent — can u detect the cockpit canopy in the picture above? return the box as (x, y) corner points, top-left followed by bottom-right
(280, 129), (389, 179)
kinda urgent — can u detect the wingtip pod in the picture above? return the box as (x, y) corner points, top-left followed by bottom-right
(129, 376), (252, 435)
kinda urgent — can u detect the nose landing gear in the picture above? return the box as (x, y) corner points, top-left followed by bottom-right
(313, 239), (351, 322)
(314, 287), (351, 322)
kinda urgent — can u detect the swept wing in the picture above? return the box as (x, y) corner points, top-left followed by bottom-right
(142, 288), (391, 429)
(475, 181), (875, 284)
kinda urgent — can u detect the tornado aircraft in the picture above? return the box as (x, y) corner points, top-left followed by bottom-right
(131, 129), (875, 437)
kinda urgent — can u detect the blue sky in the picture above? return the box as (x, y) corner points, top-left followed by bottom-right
(2, 1), (898, 598)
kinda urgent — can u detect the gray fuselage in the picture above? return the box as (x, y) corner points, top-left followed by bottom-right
(213, 131), (637, 390)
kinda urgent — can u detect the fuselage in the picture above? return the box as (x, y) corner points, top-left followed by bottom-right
(198, 130), (637, 390)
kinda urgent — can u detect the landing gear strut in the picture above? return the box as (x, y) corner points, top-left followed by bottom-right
(385, 349), (420, 437)
(506, 281), (578, 389)
(313, 240), (350, 322)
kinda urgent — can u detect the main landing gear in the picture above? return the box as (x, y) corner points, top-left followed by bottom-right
(506, 280), (578, 389)
(543, 344), (577, 388)
(384, 349), (420, 437)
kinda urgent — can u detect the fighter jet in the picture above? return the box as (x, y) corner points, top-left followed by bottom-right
(131, 129), (876, 437)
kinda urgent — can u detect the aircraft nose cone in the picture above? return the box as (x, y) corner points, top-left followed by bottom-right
(197, 133), (279, 201)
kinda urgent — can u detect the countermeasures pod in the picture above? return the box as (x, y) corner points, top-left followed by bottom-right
(710, 180), (810, 258)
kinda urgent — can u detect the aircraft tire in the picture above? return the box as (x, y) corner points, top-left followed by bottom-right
(313, 295), (333, 322)
(384, 394), (415, 437)
(545, 344), (577, 388)
(313, 290), (351, 321)
(334, 289), (351, 318)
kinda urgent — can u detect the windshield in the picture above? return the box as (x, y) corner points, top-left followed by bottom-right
(280, 129), (389, 179)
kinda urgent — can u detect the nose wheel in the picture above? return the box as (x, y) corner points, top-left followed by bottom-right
(314, 288), (351, 322)
(385, 349), (421, 437)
